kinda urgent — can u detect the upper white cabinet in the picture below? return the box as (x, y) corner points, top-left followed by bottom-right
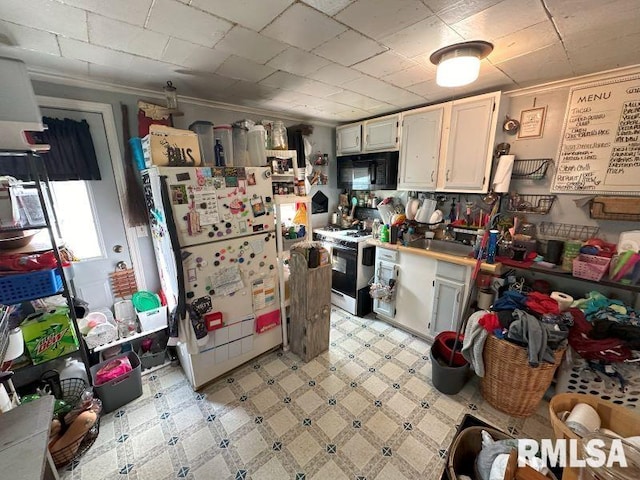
(438, 91), (501, 193)
(336, 123), (361, 155)
(363, 114), (400, 152)
(398, 105), (446, 191)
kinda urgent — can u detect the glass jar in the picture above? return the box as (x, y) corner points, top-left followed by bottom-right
(271, 121), (288, 150)
(580, 433), (640, 480)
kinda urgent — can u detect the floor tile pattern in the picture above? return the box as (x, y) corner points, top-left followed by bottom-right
(60, 308), (553, 479)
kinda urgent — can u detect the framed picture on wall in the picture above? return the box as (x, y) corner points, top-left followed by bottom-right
(518, 106), (547, 139)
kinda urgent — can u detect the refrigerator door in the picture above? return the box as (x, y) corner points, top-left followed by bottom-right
(178, 232), (282, 389)
(157, 166), (274, 248)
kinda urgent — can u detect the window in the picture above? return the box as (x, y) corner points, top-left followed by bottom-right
(49, 181), (103, 260)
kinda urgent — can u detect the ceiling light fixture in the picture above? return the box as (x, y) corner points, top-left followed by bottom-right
(430, 40), (493, 88)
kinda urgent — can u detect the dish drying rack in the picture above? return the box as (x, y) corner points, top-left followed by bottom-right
(511, 158), (552, 179)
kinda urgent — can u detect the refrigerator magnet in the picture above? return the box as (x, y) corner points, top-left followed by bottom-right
(170, 185), (188, 204)
(247, 172), (256, 186)
(250, 196), (266, 217)
(191, 296), (212, 315)
(187, 267), (197, 282)
(187, 210), (202, 235)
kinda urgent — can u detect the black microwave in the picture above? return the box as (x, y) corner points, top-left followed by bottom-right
(337, 151), (399, 191)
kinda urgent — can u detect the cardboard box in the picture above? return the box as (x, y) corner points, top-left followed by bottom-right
(21, 307), (79, 365)
(142, 125), (201, 167)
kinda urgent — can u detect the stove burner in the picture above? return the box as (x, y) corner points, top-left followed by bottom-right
(345, 230), (372, 237)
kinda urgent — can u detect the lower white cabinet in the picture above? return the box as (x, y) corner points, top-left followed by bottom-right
(372, 248), (398, 320)
(373, 246), (472, 340)
(394, 251), (436, 335)
(429, 277), (465, 335)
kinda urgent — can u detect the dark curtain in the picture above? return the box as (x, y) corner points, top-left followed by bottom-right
(1, 117), (101, 181)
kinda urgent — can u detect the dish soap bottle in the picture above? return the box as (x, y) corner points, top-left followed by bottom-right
(214, 139), (226, 166)
(379, 224), (390, 243)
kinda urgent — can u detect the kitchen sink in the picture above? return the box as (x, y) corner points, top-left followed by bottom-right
(407, 238), (474, 257)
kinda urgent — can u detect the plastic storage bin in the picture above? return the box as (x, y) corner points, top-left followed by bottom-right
(137, 305), (168, 331)
(0, 268), (62, 304)
(189, 121), (215, 166)
(90, 351), (142, 413)
(248, 125), (266, 166)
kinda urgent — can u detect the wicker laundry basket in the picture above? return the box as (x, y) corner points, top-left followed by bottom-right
(481, 335), (566, 418)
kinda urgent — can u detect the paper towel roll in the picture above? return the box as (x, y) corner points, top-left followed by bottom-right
(566, 403), (601, 436)
(493, 155), (515, 193)
(3, 327), (23, 362)
(551, 291), (574, 312)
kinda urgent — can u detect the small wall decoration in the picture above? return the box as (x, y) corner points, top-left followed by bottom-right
(518, 106), (547, 139)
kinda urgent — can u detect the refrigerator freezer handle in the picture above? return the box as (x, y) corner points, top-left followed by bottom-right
(160, 175), (187, 321)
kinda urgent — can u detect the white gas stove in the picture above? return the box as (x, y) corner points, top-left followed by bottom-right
(313, 227), (375, 316)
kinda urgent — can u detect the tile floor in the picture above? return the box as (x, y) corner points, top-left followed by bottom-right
(61, 308), (554, 480)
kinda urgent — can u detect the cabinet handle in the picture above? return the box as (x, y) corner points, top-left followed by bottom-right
(366, 134), (369, 145)
(356, 136), (359, 146)
(446, 169), (450, 181)
(430, 170), (434, 182)
(456, 290), (460, 303)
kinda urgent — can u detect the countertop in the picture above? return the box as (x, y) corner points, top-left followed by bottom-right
(368, 239), (502, 274)
(0, 395), (59, 480)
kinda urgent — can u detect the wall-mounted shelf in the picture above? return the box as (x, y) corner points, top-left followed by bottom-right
(511, 158), (552, 179)
(590, 196), (640, 222)
(507, 193), (556, 215)
(538, 222), (599, 241)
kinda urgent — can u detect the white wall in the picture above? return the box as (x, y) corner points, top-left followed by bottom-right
(30, 79), (337, 292)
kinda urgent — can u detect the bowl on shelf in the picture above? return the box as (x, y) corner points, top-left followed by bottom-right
(0, 230), (38, 250)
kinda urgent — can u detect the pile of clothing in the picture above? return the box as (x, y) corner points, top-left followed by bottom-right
(569, 291), (640, 362)
(462, 290), (570, 376)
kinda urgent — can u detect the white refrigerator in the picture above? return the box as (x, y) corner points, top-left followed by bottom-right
(142, 166), (282, 389)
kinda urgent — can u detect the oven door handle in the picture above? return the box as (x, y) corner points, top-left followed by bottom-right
(329, 244), (357, 255)
(369, 163), (377, 185)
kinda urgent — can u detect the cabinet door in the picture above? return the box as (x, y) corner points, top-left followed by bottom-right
(393, 252), (436, 336)
(430, 277), (464, 335)
(363, 114), (399, 152)
(336, 123), (361, 155)
(373, 259), (397, 319)
(398, 106), (444, 190)
(441, 93), (498, 192)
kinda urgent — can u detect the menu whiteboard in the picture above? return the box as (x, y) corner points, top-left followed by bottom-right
(551, 73), (640, 194)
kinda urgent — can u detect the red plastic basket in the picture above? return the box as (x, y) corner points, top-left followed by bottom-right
(572, 254), (611, 281)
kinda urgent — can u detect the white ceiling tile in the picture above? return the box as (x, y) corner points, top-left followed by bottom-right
(58, 0), (153, 26)
(0, 20), (60, 56)
(313, 30), (386, 67)
(215, 55), (276, 82)
(266, 47), (330, 76)
(262, 3), (347, 51)
(60, 37), (171, 75)
(364, 104), (397, 115)
(407, 78), (440, 99)
(174, 73), (239, 97)
(381, 16), (463, 59)
(147, 0), (232, 48)
(191, 0), (294, 31)
(342, 75), (424, 107)
(433, 0), (503, 25)
(0, 46), (89, 76)
(261, 71), (342, 97)
(162, 38), (229, 73)
(567, 32), (640, 76)
(352, 51), (416, 77)
(552, 0), (640, 40)
(224, 81), (282, 103)
(302, 0), (355, 15)
(0, 0), (87, 41)
(88, 14), (168, 59)
(88, 62), (169, 90)
(336, 0), (431, 40)
(488, 21), (558, 64)
(382, 65), (433, 88)
(451, 0), (547, 40)
(493, 43), (573, 86)
(307, 63), (365, 86)
(215, 27), (287, 65)
(326, 90), (387, 110)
